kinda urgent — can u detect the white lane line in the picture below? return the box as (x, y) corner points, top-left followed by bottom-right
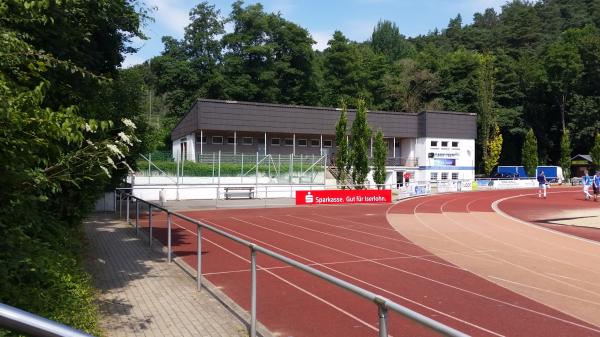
(287, 213), (500, 265)
(545, 273), (600, 288)
(491, 192), (600, 247)
(169, 219), (382, 335)
(203, 251), (500, 277)
(385, 195), (600, 334)
(198, 217), (501, 336)
(439, 196), (600, 299)
(466, 193), (600, 266)
(263, 215), (462, 270)
(487, 275), (600, 307)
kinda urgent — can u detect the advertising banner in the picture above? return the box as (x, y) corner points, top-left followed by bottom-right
(296, 190), (392, 205)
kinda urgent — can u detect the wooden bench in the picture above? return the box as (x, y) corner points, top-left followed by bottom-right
(224, 186), (255, 199)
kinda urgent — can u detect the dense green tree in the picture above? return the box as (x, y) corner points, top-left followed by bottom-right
(370, 20), (416, 61)
(477, 53), (500, 175)
(383, 59), (439, 112)
(221, 1), (317, 104)
(591, 133), (600, 170)
(522, 128), (539, 176)
(544, 39), (583, 131)
(560, 130), (572, 180)
(1, 0), (145, 333)
(373, 129), (387, 188)
(438, 48), (480, 113)
(350, 99), (371, 188)
(335, 101), (351, 188)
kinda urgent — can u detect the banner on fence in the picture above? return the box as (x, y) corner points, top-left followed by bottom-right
(296, 189), (392, 205)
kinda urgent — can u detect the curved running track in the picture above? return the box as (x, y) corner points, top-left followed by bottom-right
(138, 187), (600, 337)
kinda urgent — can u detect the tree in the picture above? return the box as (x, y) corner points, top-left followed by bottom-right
(522, 128), (539, 177)
(373, 129), (387, 189)
(485, 124), (503, 176)
(350, 99), (371, 188)
(221, 1), (317, 104)
(478, 53), (497, 175)
(591, 133), (600, 171)
(370, 20), (415, 61)
(383, 59), (439, 112)
(334, 101), (350, 188)
(559, 130), (572, 180)
(545, 40), (583, 132)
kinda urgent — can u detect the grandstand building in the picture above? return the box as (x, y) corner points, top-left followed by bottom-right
(171, 99), (477, 184)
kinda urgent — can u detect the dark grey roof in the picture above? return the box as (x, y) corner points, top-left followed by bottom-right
(571, 154), (592, 162)
(171, 99), (477, 140)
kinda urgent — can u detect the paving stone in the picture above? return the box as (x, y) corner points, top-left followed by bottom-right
(84, 214), (251, 337)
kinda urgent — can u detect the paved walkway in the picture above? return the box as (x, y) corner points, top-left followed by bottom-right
(83, 214), (250, 337)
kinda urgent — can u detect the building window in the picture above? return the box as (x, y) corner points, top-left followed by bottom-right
(452, 141), (459, 147)
(323, 140), (333, 148)
(271, 138), (280, 146)
(431, 141), (438, 147)
(212, 136), (223, 144)
(227, 137), (235, 145)
(430, 172), (438, 181)
(310, 139), (320, 147)
(199, 136), (207, 144)
(452, 172), (459, 180)
(297, 139), (307, 147)
(441, 141), (448, 147)
(242, 137), (253, 145)
(441, 172), (448, 180)
(284, 138), (294, 146)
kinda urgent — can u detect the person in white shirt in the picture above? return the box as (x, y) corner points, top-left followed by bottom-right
(583, 170), (592, 200)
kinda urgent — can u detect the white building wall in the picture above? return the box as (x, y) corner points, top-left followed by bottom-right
(172, 133), (196, 162)
(415, 137), (475, 182)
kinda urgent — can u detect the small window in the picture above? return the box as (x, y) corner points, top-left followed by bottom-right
(199, 136), (207, 144)
(441, 141), (448, 147)
(310, 139), (320, 147)
(451, 141), (458, 147)
(297, 139), (307, 147)
(431, 141), (438, 147)
(323, 140), (333, 148)
(242, 137), (253, 145)
(212, 136), (223, 144)
(441, 172), (448, 180)
(430, 172), (438, 181)
(227, 137), (235, 145)
(271, 138), (280, 146)
(451, 172), (459, 180)
(284, 138), (294, 146)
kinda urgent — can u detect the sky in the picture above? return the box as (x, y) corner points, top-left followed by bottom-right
(122, 0), (509, 68)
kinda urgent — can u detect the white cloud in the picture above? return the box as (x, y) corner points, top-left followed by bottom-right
(263, 0), (297, 17)
(147, 0), (190, 37)
(121, 54), (147, 69)
(311, 31), (333, 51)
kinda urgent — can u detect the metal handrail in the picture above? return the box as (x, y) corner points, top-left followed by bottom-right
(0, 303), (93, 337)
(116, 190), (470, 337)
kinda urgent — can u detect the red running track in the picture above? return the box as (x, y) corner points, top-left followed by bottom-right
(133, 188), (600, 337)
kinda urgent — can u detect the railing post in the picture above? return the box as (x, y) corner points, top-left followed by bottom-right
(148, 205), (152, 248)
(126, 194), (130, 225)
(375, 297), (388, 337)
(135, 200), (139, 235)
(167, 213), (172, 263)
(250, 245), (257, 337)
(197, 226), (202, 291)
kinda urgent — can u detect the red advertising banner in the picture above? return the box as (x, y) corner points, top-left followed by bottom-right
(296, 189), (392, 205)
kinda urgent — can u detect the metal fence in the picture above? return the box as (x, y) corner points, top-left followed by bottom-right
(114, 190), (470, 337)
(136, 151), (327, 185)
